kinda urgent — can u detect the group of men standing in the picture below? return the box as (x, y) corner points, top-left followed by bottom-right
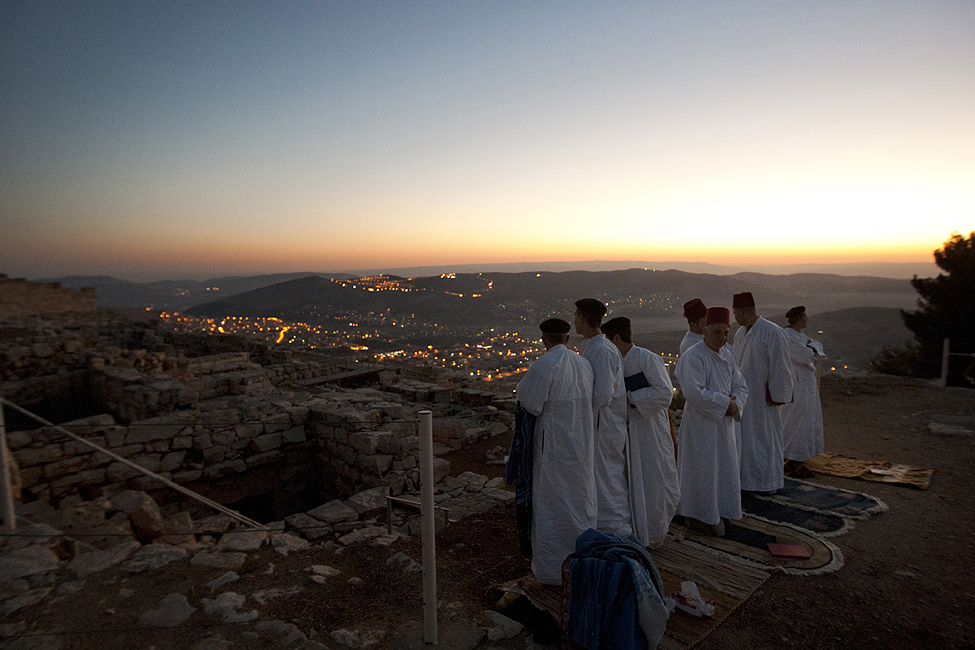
(515, 298), (679, 585)
(515, 292), (825, 585)
(675, 292), (824, 535)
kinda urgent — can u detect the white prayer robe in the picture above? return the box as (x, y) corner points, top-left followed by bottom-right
(579, 334), (632, 537)
(733, 317), (795, 492)
(623, 346), (679, 546)
(780, 328), (825, 461)
(674, 341), (748, 524)
(516, 344), (597, 584)
(679, 331), (704, 355)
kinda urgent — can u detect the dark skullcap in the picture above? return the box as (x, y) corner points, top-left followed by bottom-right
(574, 298), (607, 319)
(706, 307), (731, 326)
(732, 292), (755, 308)
(539, 318), (571, 334)
(683, 298), (707, 321)
(785, 306), (806, 321)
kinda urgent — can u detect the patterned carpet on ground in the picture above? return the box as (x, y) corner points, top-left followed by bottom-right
(670, 514), (844, 576)
(803, 452), (934, 489)
(739, 477), (888, 536)
(506, 479), (888, 646)
(509, 538), (772, 650)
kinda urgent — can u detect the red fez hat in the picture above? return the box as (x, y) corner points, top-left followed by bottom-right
(706, 307), (730, 326)
(683, 298), (707, 321)
(732, 292), (755, 308)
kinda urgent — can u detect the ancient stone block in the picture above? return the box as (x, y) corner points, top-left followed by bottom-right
(250, 433), (282, 453)
(63, 437), (105, 456)
(114, 443), (144, 458)
(247, 450), (281, 467)
(106, 427), (127, 448)
(358, 454), (393, 477)
(43, 455), (94, 478)
(285, 405), (309, 424)
(203, 461), (236, 480)
(306, 500), (357, 525)
(129, 473), (171, 492)
(125, 417), (184, 444)
(159, 451), (186, 473)
(235, 423), (262, 439)
(349, 431), (383, 455)
(120, 543), (189, 572)
(382, 474), (406, 495)
(107, 462), (142, 482)
(432, 458), (450, 484)
(172, 469), (202, 483)
(392, 457), (416, 471)
(433, 418), (467, 440)
(67, 539), (141, 578)
(132, 454), (162, 473)
(211, 429), (235, 446)
(171, 435), (192, 450)
(281, 426), (307, 444)
(112, 490), (165, 535)
(457, 471), (489, 491)
(148, 440), (171, 453)
(263, 412), (291, 433)
(155, 510), (196, 546)
(215, 529), (267, 552)
(344, 486), (390, 516)
(283, 513), (331, 540)
(203, 446), (228, 464)
(51, 468), (106, 489)
(14, 445), (64, 467)
(194, 432), (214, 450)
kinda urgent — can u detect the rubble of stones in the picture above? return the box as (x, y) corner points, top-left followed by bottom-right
(1, 474), (520, 649)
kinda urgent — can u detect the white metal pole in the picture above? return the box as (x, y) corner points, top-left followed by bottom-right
(418, 410), (438, 644)
(940, 338), (950, 389)
(0, 402), (16, 530)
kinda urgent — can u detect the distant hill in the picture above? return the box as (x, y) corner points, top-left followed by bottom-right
(784, 306), (913, 368)
(183, 269), (917, 334)
(40, 272), (357, 310)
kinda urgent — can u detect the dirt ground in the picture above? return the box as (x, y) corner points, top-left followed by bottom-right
(4, 373), (974, 649)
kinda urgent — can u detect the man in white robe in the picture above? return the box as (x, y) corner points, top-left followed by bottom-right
(602, 317), (679, 547)
(675, 307), (748, 536)
(516, 318), (597, 585)
(781, 306), (825, 474)
(680, 298), (708, 355)
(732, 292), (794, 494)
(575, 298), (632, 538)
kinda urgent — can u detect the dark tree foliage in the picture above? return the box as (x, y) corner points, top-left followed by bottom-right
(893, 232), (975, 378)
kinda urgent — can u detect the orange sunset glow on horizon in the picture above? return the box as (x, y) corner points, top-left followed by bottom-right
(1, 2), (972, 281)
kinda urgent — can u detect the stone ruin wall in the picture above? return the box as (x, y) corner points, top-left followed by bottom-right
(2, 317), (514, 521)
(7, 379), (514, 519)
(0, 275), (97, 318)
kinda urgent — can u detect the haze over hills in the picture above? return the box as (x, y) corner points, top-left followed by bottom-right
(35, 259), (937, 310)
(39, 273), (357, 311)
(180, 268), (918, 338)
(33, 268), (920, 369)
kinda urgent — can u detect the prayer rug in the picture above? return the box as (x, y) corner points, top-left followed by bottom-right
(802, 453), (934, 489)
(505, 539), (772, 650)
(740, 477), (887, 536)
(669, 514), (844, 576)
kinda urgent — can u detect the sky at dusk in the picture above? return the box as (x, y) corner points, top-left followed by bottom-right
(1, 1), (973, 281)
